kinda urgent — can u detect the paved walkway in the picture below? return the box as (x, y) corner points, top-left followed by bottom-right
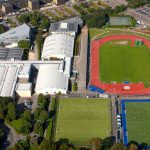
(111, 98), (117, 141)
(77, 26), (88, 92)
(6, 123), (25, 148)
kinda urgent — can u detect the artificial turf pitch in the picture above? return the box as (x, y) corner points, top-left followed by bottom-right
(125, 102), (150, 145)
(100, 41), (150, 86)
(55, 98), (111, 145)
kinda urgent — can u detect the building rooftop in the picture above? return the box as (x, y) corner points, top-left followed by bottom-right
(18, 64), (31, 77)
(0, 48), (23, 60)
(0, 23), (30, 43)
(42, 33), (74, 60)
(35, 64), (69, 92)
(16, 83), (32, 91)
(0, 65), (19, 97)
(49, 17), (83, 34)
(2, 2), (12, 7)
(28, 0), (39, 2)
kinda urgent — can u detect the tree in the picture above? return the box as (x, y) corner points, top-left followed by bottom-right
(36, 31), (44, 60)
(40, 18), (50, 30)
(81, 9), (109, 28)
(0, 111), (5, 120)
(31, 15), (38, 27)
(9, 143), (24, 150)
(59, 143), (68, 150)
(111, 143), (127, 150)
(129, 144), (138, 150)
(90, 138), (103, 150)
(0, 128), (4, 144)
(72, 82), (78, 92)
(17, 14), (30, 23)
(37, 94), (48, 110)
(18, 40), (30, 49)
(34, 108), (41, 121)
(39, 110), (48, 123)
(0, 24), (5, 34)
(34, 121), (44, 136)
(38, 139), (56, 150)
(22, 110), (32, 121)
(0, 97), (11, 120)
(20, 119), (32, 134)
(38, 94), (45, 104)
(7, 102), (16, 121)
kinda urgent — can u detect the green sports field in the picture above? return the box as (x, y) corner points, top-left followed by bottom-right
(100, 41), (150, 86)
(125, 102), (150, 145)
(55, 98), (111, 145)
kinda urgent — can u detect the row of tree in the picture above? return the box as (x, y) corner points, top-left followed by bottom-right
(17, 11), (50, 30)
(0, 97), (16, 121)
(8, 136), (142, 150)
(36, 30), (44, 60)
(81, 5), (128, 28)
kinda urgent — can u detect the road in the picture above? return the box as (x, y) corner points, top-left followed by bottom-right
(111, 97), (117, 141)
(5, 123), (25, 149)
(102, 0), (128, 8)
(77, 26), (88, 92)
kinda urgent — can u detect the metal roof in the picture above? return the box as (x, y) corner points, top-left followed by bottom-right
(0, 23), (30, 43)
(42, 33), (74, 60)
(0, 48), (23, 60)
(50, 17), (83, 33)
(0, 65), (19, 97)
(35, 64), (69, 92)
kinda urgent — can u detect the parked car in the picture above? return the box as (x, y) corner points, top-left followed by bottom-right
(24, 100), (32, 109)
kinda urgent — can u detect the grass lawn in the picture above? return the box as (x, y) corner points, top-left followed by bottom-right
(100, 41), (150, 86)
(55, 98), (111, 146)
(11, 119), (22, 133)
(125, 101), (150, 145)
(89, 28), (150, 40)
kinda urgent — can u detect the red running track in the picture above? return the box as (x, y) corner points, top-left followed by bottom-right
(90, 34), (150, 95)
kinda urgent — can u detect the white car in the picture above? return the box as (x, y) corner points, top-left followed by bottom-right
(116, 114), (121, 118)
(117, 118), (121, 122)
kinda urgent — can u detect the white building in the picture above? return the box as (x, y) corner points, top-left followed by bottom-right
(18, 64), (31, 79)
(0, 65), (19, 97)
(41, 33), (74, 60)
(16, 83), (32, 98)
(35, 63), (69, 95)
(0, 63), (31, 98)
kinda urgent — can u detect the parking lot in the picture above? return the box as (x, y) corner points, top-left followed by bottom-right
(136, 6), (150, 19)
(124, 7), (150, 27)
(42, 5), (78, 21)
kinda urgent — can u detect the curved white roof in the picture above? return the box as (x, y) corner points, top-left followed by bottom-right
(35, 64), (68, 93)
(42, 34), (74, 60)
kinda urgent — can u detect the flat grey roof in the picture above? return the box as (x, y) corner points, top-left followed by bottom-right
(0, 23), (30, 43)
(50, 17), (83, 33)
(2, 2), (13, 7)
(0, 48), (23, 60)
